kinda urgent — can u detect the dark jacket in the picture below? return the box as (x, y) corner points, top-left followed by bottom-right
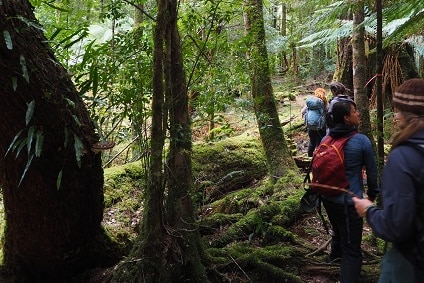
(367, 129), (424, 267)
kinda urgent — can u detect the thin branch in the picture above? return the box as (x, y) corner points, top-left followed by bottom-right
(305, 183), (359, 197)
(306, 237), (331, 257)
(122, 0), (155, 21)
(229, 255), (252, 282)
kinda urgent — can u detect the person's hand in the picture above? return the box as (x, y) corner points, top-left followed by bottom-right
(352, 196), (373, 218)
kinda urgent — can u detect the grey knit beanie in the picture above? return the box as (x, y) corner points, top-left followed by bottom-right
(392, 78), (424, 116)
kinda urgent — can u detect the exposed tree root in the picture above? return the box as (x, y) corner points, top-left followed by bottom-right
(306, 237), (331, 257)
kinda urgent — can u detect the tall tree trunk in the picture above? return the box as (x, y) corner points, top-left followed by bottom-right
(333, 37), (353, 94)
(164, 0), (206, 280)
(280, 3), (289, 73)
(112, 0), (168, 281)
(112, 0), (206, 281)
(134, 4), (144, 26)
(131, 4), (150, 164)
(243, 0), (296, 183)
(0, 1), (116, 281)
(333, 7), (354, 93)
(375, 0), (384, 173)
(352, 1), (373, 138)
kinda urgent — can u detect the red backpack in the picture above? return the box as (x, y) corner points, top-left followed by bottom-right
(308, 132), (357, 196)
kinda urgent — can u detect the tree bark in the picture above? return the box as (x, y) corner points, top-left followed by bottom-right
(0, 1), (115, 281)
(112, 0), (207, 281)
(165, 0), (206, 278)
(375, 0), (384, 174)
(332, 7), (354, 93)
(111, 0), (168, 281)
(352, 1), (373, 139)
(333, 38), (353, 94)
(243, 0), (296, 183)
(280, 3), (289, 73)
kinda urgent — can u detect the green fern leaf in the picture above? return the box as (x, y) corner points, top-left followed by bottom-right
(25, 100), (35, 125)
(35, 130), (44, 157)
(3, 30), (12, 50)
(73, 134), (83, 168)
(18, 154), (34, 187)
(5, 130), (22, 157)
(27, 126), (34, 154)
(57, 170), (63, 190)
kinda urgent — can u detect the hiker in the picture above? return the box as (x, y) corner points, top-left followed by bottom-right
(329, 81), (349, 98)
(322, 97), (379, 283)
(301, 87), (328, 156)
(353, 78), (424, 283)
(327, 82), (351, 129)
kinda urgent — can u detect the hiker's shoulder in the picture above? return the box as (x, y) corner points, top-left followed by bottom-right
(348, 132), (371, 142)
(345, 133), (373, 149)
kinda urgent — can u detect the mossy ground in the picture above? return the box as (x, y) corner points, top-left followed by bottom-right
(99, 83), (383, 282)
(0, 79), (383, 282)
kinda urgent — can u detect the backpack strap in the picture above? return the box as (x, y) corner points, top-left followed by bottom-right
(302, 132), (357, 235)
(302, 156), (331, 234)
(303, 157), (313, 190)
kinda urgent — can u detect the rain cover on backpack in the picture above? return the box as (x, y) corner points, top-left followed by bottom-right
(309, 132), (357, 196)
(305, 96), (326, 130)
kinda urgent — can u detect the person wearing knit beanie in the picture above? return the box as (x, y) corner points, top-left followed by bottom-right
(392, 78), (424, 116)
(353, 78), (424, 283)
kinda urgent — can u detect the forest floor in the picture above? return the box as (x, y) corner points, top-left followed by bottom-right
(190, 85), (381, 282)
(94, 80), (382, 282)
(232, 89), (381, 282)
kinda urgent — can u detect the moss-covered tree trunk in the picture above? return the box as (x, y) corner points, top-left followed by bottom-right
(333, 9), (354, 93)
(112, 0), (167, 281)
(352, 1), (373, 139)
(0, 1), (115, 281)
(280, 3), (289, 73)
(243, 0), (296, 183)
(112, 0), (206, 281)
(333, 37), (353, 93)
(164, 0), (207, 278)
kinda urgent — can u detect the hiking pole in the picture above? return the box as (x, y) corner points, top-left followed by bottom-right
(305, 183), (360, 198)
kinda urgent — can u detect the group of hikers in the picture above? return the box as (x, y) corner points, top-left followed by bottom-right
(300, 79), (424, 283)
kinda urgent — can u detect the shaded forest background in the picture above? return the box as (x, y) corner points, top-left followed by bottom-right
(96, 90), (382, 282)
(0, 0), (423, 282)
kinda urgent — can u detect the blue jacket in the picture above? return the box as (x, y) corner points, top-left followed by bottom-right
(367, 129), (424, 245)
(323, 133), (379, 204)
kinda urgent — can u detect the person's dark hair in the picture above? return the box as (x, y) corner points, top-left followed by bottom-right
(329, 82), (346, 96)
(326, 99), (356, 127)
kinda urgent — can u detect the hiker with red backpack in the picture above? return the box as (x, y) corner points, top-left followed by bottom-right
(321, 97), (379, 283)
(353, 78), (424, 283)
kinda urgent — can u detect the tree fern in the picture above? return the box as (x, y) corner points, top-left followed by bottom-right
(298, 0), (424, 53)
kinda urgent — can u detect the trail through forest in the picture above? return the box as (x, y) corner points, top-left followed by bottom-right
(90, 87), (382, 283)
(284, 90), (380, 283)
